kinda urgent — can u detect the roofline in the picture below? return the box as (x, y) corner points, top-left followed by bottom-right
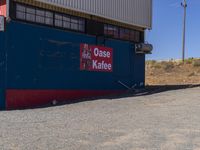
(44, 2), (152, 30)
(14, 0), (152, 30)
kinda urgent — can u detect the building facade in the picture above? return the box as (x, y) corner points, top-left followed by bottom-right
(0, 0), (152, 109)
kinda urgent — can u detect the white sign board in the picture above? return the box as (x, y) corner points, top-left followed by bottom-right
(0, 16), (5, 31)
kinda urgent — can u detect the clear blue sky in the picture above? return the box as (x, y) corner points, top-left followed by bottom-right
(146, 0), (200, 60)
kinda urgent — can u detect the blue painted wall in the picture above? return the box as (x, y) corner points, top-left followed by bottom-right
(2, 20), (145, 96)
(0, 30), (6, 109)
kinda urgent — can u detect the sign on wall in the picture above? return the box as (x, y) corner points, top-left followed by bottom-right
(0, 16), (5, 31)
(80, 44), (113, 72)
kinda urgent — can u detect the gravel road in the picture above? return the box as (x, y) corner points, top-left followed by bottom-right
(0, 86), (200, 150)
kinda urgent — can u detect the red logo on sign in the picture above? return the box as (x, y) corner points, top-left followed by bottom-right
(0, 0), (6, 17)
(80, 44), (113, 72)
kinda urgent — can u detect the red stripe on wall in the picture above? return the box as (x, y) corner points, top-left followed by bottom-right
(6, 90), (125, 110)
(0, 0), (6, 17)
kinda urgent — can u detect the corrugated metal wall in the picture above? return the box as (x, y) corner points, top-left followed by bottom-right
(35, 0), (152, 29)
(0, 30), (6, 109)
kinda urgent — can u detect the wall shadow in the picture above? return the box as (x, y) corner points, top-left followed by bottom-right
(7, 84), (200, 111)
(56, 84), (200, 106)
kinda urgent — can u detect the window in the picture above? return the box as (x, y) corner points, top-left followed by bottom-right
(104, 24), (142, 42)
(107, 25), (114, 37)
(120, 28), (130, 40)
(78, 19), (85, 32)
(26, 7), (35, 22)
(104, 24), (108, 35)
(54, 13), (85, 32)
(63, 15), (70, 29)
(16, 4), (26, 20)
(130, 30), (136, 42)
(130, 30), (141, 43)
(45, 11), (53, 25)
(113, 26), (119, 38)
(55, 13), (63, 27)
(15, 3), (85, 33)
(135, 31), (140, 42)
(36, 9), (45, 24)
(14, 3), (142, 40)
(104, 24), (119, 38)
(71, 17), (79, 30)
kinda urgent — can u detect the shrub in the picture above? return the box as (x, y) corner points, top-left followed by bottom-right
(161, 61), (174, 71)
(193, 59), (200, 67)
(186, 58), (194, 64)
(146, 60), (156, 66)
(153, 62), (162, 69)
(188, 72), (195, 77)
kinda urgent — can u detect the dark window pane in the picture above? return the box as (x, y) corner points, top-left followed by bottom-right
(120, 28), (130, 40)
(26, 13), (35, 22)
(120, 28), (124, 39)
(113, 26), (119, 38)
(79, 24), (85, 32)
(130, 30), (135, 41)
(63, 21), (70, 28)
(140, 32), (144, 42)
(124, 29), (130, 40)
(36, 9), (45, 16)
(26, 7), (35, 14)
(63, 15), (70, 22)
(45, 11), (53, 18)
(106, 25), (115, 37)
(26, 7), (35, 22)
(16, 4), (25, 12)
(55, 13), (63, 20)
(71, 17), (78, 24)
(71, 23), (78, 30)
(78, 19), (85, 32)
(36, 15), (45, 23)
(104, 25), (108, 35)
(135, 31), (140, 42)
(16, 11), (25, 20)
(45, 17), (53, 25)
(79, 19), (84, 25)
(55, 19), (62, 27)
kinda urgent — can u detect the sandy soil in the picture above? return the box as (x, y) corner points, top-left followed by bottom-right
(146, 60), (200, 85)
(0, 86), (200, 150)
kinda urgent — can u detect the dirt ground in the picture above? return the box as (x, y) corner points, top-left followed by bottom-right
(0, 87), (200, 150)
(146, 59), (200, 85)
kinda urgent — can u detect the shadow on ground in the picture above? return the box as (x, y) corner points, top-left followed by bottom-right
(100, 84), (200, 99)
(50, 84), (200, 108)
(9, 84), (200, 111)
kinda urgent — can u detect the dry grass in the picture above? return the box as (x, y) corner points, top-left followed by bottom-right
(146, 58), (200, 85)
(193, 59), (200, 67)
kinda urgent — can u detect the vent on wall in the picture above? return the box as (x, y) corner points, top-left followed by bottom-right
(135, 43), (153, 54)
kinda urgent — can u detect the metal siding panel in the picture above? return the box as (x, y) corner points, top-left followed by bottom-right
(34, 0), (152, 29)
(6, 21), (142, 91)
(0, 30), (6, 109)
(4, 21), (146, 109)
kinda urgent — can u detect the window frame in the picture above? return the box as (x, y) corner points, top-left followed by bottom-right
(12, 2), (143, 42)
(13, 2), (86, 33)
(104, 23), (143, 43)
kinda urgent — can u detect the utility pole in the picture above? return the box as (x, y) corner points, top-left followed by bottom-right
(181, 0), (187, 63)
